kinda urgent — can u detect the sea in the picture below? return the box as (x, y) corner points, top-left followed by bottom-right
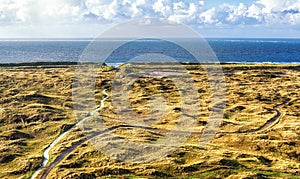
(0, 38), (299, 65)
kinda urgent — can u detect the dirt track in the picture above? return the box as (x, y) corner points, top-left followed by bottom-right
(40, 93), (294, 179)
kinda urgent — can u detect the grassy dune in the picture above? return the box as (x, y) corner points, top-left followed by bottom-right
(0, 63), (299, 178)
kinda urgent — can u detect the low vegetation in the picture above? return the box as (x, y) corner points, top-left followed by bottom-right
(0, 63), (299, 178)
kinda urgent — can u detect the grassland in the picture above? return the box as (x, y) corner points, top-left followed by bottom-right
(0, 63), (299, 178)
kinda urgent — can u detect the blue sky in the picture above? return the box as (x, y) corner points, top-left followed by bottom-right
(0, 0), (299, 38)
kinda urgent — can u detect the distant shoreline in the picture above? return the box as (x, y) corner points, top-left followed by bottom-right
(0, 61), (300, 68)
(0, 61), (78, 67)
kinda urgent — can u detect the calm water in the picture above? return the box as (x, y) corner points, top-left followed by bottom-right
(0, 38), (299, 64)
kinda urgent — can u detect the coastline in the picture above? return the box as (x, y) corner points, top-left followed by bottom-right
(0, 61), (300, 68)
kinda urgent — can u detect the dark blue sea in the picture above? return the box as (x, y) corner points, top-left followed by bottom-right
(0, 38), (299, 64)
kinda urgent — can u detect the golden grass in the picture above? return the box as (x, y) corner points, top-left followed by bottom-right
(0, 63), (299, 178)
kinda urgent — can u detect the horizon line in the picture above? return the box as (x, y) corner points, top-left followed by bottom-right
(0, 37), (300, 40)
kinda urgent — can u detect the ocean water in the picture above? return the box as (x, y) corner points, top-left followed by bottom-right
(0, 38), (299, 64)
(209, 38), (300, 64)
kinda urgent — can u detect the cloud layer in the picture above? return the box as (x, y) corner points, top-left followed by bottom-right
(0, 0), (299, 27)
(0, 0), (300, 38)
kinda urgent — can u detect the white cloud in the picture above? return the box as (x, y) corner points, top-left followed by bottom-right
(257, 0), (286, 13)
(168, 2), (201, 23)
(0, 0), (32, 23)
(246, 4), (263, 22)
(254, 0), (300, 25)
(199, 8), (217, 24)
(0, 0), (85, 24)
(0, 0), (300, 29)
(223, 3), (247, 23)
(214, 3), (264, 25)
(152, 0), (172, 17)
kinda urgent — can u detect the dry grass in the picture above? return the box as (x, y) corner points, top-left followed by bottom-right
(0, 63), (299, 178)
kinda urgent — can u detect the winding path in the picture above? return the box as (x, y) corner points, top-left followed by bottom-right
(220, 98), (292, 135)
(31, 89), (109, 179)
(38, 94), (293, 179)
(247, 98), (292, 133)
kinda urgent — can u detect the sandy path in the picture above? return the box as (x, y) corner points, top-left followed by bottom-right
(40, 95), (293, 178)
(31, 89), (109, 179)
(220, 98), (292, 135)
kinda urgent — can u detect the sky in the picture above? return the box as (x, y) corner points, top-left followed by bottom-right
(0, 0), (300, 38)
